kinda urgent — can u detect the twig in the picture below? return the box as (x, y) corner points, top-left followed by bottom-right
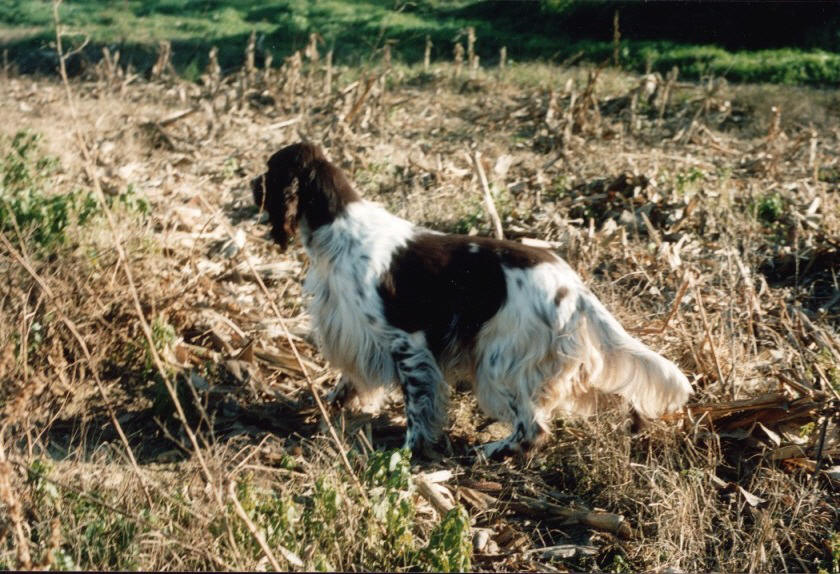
(693, 282), (727, 398)
(811, 410), (832, 485)
(508, 495), (633, 539)
(50, 0), (231, 534)
(0, 231), (155, 510)
(228, 480), (302, 570)
(195, 195), (369, 503)
(415, 474), (455, 516)
(468, 150), (504, 239)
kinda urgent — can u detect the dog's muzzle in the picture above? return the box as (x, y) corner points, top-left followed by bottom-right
(251, 174), (266, 208)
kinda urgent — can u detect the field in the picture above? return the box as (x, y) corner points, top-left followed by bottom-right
(1, 6), (840, 573)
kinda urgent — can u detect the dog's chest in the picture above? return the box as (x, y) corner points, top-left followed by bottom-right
(304, 241), (391, 381)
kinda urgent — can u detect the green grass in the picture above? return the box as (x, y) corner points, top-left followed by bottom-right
(2, 0), (840, 86)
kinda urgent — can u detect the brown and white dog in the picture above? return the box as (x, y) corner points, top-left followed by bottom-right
(252, 142), (692, 458)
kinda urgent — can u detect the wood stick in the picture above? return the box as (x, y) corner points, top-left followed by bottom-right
(416, 475), (455, 516)
(508, 496), (632, 539)
(694, 284), (728, 397)
(228, 481), (301, 569)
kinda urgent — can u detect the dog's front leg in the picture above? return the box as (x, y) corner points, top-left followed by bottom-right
(327, 373), (386, 414)
(391, 333), (448, 456)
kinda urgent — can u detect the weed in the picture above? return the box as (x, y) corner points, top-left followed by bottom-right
(26, 459), (142, 570)
(800, 422), (816, 438)
(219, 474), (302, 565)
(756, 192), (785, 225)
(11, 316), (49, 362)
(819, 531), (840, 574)
(609, 552), (633, 573)
(674, 167), (704, 195)
(363, 448), (417, 566)
(453, 208), (483, 235)
(545, 175), (569, 202)
(0, 131), (97, 250)
(0, 131), (147, 252)
(420, 505), (472, 572)
(145, 316), (177, 375)
(111, 184), (150, 216)
(182, 57), (201, 83)
(216, 450), (424, 570)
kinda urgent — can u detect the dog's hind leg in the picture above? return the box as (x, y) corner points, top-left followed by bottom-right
(390, 332), (449, 455)
(474, 383), (548, 459)
(473, 347), (553, 459)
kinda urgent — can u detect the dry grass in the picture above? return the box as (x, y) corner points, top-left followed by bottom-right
(0, 29), (839, 573)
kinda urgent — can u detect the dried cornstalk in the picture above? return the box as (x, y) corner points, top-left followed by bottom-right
(509, 496), (633, 539)
(344, 75), (376, 126)
(499, 46), (507, 70)
(151, 39), (173, 79)
(324, 49), (333, 95)
(383, 42), (392, 70)
(612, 9), (621, 66)
(283, 51), (302, 99)
(100, 46), (122, 87)
(244, 30), (256, 77)
(658, 66), (678, 119)
(545, 89), (559, 128)
(263, 52), (273, 83)
(808, 125), (819, 181)
(206, 46), (221, 92)
(694, 284), (728, 396)
(466, 27), (476, 69)
(454, 42), (464, 78)
(767, 105), (782, 142)
(305, 33), (320, 64)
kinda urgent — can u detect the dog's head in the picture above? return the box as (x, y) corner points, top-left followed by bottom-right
(251, 141), (325, 250)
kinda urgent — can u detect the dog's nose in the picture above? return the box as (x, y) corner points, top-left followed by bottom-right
(251, 174), (265, 206)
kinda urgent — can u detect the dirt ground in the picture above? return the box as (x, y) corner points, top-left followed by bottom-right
(1, 53), (839, 572)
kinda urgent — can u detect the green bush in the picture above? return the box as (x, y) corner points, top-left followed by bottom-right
(756, 192), (785, 225)
(421, 506), (472, 572)
(0, 131), (98, 250)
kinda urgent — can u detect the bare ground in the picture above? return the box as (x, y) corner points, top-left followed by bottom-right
(1, 55), (839, 572)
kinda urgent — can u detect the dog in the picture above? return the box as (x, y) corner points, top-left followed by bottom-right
(251, 142), (692, 458)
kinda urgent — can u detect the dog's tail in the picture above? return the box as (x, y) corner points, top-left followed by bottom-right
(578, 292), (692, 418)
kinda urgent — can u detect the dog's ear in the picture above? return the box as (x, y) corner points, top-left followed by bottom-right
(277, 182), (299, 250)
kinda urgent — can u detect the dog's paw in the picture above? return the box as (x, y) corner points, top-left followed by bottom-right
(474, 439), (515, 462)
(403, 434), (446, 462)
(326, 375), (356, 409)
